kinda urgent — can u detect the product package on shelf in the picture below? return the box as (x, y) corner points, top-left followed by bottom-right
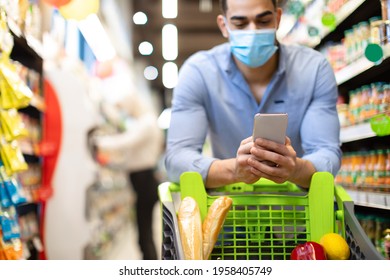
(0, 7), (44, 260)
(336, 148), (390, 191)
(0, 205), (23, 260)
(337, 82), (390, 128)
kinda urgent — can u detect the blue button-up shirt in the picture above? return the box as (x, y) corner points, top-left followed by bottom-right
(165, 43), (342, 183)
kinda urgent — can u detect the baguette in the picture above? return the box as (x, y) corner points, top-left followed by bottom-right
(178, 196), (203, 260)
(202, 196), (233, 260)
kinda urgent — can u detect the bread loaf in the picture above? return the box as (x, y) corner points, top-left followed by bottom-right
(178, 196), (203, 260)
(202, 196), (233, 260)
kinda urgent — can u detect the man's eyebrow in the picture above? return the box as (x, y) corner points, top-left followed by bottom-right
(230, 15), (247, 21)
(255, 11), (274, 19)
(230, 10), (274, 21)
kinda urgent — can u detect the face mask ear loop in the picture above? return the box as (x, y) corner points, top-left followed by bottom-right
(223, 16), (232, 33)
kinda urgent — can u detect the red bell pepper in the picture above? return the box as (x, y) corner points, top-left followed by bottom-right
(290, 241), (327, 260)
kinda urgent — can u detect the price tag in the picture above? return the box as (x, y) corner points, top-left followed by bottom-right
(370, 114), (390, 136)
(365, 43), (384, 64)
(321, 12), (336, 29)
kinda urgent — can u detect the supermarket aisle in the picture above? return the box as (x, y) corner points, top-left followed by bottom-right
(106, 202), (162, 260)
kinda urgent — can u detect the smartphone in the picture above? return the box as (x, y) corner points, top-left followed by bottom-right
(252, 113), (288, 144)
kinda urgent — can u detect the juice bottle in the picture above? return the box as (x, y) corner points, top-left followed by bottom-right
(350, 152), (361, 186)
(375, 149), (387, 186)
(358, 151), (369, 187)
(384, 229), (390, 260)
(382, 84), (390, 112)
(359, 85), (371, 122)
(366, 150), (377, 186)
(343, 153), (352, 185)
(385, 148), (390, 185)
(370, 16), (382, 44)
(376, 217), (390, 257)
(345, 152), (355, 186)
(369, 83), (382, 117)
(381, 0), (389, 21)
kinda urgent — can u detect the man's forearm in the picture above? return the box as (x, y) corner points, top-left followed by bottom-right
(205, 159), (237, 188)
(288, 158), (317, 188)
(206, 157), (316, 189)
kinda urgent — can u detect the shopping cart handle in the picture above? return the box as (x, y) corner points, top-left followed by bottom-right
(213, 178), (303, 193)
(158, 182), (180, 203)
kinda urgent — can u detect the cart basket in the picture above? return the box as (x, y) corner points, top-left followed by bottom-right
(158, 171), (384, 260)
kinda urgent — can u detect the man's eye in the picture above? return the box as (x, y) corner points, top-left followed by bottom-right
(233, 23), (247, 28)
(257, 20), (272, 25)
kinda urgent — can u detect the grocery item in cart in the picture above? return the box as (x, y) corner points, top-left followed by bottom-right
(177, 196), (203, 260)
(202, 196), (232, 260)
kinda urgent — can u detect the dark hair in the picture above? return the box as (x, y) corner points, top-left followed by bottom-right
(219, 0), (278, 14)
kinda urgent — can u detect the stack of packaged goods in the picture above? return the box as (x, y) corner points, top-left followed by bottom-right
(0, 9), (35, 260)
(322, 17), (375, 71)
(337, 82), (389, 128)
(335, 148), (390, 191)
(355, 212), (390, 259)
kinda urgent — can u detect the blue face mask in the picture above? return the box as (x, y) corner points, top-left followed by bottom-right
(227, 28), (278, 68)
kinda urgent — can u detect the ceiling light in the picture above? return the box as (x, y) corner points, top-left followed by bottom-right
(199, 0), (212, 12)
(162, 62), (178, 89)
(133, 11), (148, 25)
(144, 66), (158, 80)
(162, 0), (177, 19)
(162, 24), (178, 60)
(78, 14), (116, 62)
(138, 41), (153, 55)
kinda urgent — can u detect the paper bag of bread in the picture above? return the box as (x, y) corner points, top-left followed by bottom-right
(178, 196), (203, 260)
(202, 196), (233, 260)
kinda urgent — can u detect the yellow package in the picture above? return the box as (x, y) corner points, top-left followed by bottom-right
(0, 109), (29, 141)
(0, 141), (28, 175)
(0, 75), (18, 109)
(0, 60), (32, 109)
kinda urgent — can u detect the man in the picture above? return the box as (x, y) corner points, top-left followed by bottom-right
(165, 0), (342, 189)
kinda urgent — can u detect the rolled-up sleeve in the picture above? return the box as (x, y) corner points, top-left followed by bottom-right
(164, 59), (216, 183)
(300, 59), (342, 177)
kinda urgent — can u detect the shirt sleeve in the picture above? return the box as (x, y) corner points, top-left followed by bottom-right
(164, 59), (216, 183)
(300, 58), (342, 177)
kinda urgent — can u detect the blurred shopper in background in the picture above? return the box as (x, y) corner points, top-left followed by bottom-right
(94, 58), (164, 259)
(165, 0), (342, 189)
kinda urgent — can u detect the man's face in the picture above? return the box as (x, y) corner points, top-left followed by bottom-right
(224, 0), (280, 31)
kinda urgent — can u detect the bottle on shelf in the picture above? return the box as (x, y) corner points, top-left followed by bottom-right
(380, 0), (389, 21)
(366, 150), (378, 186)
(385, 148), (390, 185)
(384, 228), (390, 259)
(382, 84), (390, 112)
(374, 149), (387, 186)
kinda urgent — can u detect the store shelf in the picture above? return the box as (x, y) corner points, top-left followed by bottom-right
(9, 28), (43, 74)
(280, 0), (374, 48)
(302, 0), (367, 48)
(314, 0), (380, 50)
(347, 189), (390, 210)
(340, 122), (376, 143)
(320, 0), (366, 39)
(335, 57), (375, 86)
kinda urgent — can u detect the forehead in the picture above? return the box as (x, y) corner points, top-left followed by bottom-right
(226, 0), (275, 18)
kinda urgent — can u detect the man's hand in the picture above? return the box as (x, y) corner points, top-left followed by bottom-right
(206, 136), (260, 188)
(234, 136), (262, 184)
(248, 137), (315, 188)
(206, 136), (315, 189)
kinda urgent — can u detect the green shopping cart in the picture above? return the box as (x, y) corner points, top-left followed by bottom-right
(158, 171), (384, 260)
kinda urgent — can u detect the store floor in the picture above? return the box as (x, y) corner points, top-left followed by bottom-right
(106, 202), (162, 260)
